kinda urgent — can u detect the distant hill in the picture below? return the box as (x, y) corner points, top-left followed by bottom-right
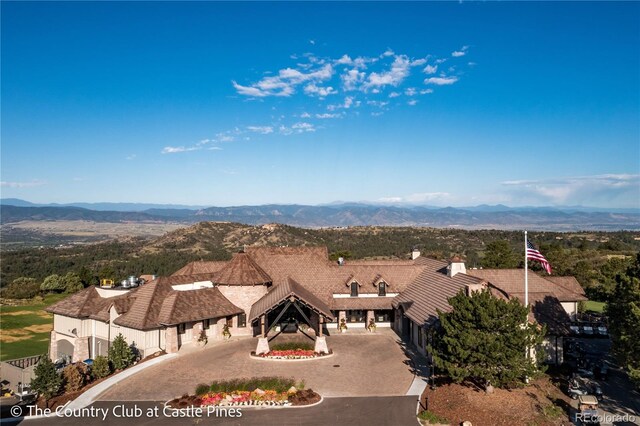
(1, 200), (638, 231)
(0, 205), (166, 224)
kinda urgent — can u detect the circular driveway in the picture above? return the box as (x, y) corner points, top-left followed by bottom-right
(98, 331), (415, 401)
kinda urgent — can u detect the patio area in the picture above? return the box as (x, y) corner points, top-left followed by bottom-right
(98, 329), (416, 401)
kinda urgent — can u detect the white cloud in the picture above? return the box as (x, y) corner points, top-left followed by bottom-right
(424, 76), (459, 85)
(363, 55), (411, 90)
(423, 64), (437, 75)
(378, 192), (451, 204)
(336, 54), (353, 65)
(315, 113), (342, 119)
(304, 83), (337, 97)
(341, 69), (366, 91)
(247, 126), (274, 134)
(291, 122), (316, 132)
(1, 180), (46, 188)
(389, 92), (401, 98)
(407, 99), (418, 106)
(300, 112), (311, 118)
(411, 58), (427, 66)
(451, 50), (466, 57)
(343, 96), (354, 108)
(501, 174), (640, 207)
(309, 39), (315, 45)
(381, 49), (395, 57)
(125, 154), (136, 161)
(161, 146), (200, 154)
(234, 64), (333, 97)
(367, 100), (389, 108)
(405, 87), (417, 96)
(420, 89), (434, 95)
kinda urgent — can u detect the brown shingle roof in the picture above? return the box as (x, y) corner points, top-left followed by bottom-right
(249, 278), (333, 322)
(392, 269), (485, 326)
(172, 261), (228, 276)
(46, 286), (131, 322)
(545, 276), (587, 300)
(331, 297), (395, 310)
(113, 277), (175, 330)
(467, 269), (587, 302)
(212, 252), (272, 285)
(157, 287), (243, 325)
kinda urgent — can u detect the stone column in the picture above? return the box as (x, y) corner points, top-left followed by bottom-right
(166, 326), (179, 354)
(314, 336), (329, 354)
(260, 315), (265, 337)
(366, 310), (375, 330)
(73, 337), (90, 363)
(255, 337), (270, 355)
(192, 321), (203, 344)
(318, 316), (324, 337)
(49, 331), (58, 361)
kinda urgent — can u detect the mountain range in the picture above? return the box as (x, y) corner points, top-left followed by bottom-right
(1, 199), (638, 231)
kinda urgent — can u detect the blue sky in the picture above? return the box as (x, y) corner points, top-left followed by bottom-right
(2, 1), (639, 208)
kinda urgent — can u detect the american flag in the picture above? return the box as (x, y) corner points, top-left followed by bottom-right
(526, 239), (552, 274)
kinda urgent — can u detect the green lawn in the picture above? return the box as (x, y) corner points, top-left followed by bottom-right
(584, 300), (606, 313)
(0, 294), (67, 361)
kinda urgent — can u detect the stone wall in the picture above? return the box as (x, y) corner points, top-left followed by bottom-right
(73, 337), (90, 362)
(166, 326), (179, 354)
(217, 285), (269, 336)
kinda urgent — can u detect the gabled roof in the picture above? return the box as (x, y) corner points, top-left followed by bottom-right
(249, 277), (333, 322)
(172, 261), (228, 276)
(467, 269), (587, 302)
(392, 268), (485, 326)
(212, 252), (272, 285)
(157, 287), (243, 325)
(46, 286), (130, 322)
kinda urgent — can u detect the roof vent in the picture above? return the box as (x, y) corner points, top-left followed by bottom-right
(411, 248), (421, 260)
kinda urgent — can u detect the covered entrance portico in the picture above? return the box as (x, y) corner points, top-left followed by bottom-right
(249, 278), (334, 355)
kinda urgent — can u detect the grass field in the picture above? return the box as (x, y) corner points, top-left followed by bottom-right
(0, 294), (67, 361)
(584, 300), (606, 313)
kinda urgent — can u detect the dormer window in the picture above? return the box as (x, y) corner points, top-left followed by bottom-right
(350, 282), (358, 297)
(378, 281), (386, 296)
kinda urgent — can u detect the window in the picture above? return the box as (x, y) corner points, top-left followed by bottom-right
(350, 281), (358, 297)
(203, 319), (210, 330)
(237, 313), (247, 328)
(374, 309), (393, 322)
(226, 316), (233, 327)
(346, 310), (365, 323)
(378, 281), (386, 296)
(177, 323), (186, 334)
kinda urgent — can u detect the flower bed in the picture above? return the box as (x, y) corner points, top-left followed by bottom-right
(252, 349), (333, 359)
(168, 389), (320, 408)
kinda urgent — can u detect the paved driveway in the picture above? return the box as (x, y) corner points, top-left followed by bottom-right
(99, 331), (415, 401)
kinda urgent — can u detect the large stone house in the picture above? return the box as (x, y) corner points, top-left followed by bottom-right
(46, 246), (586, 365)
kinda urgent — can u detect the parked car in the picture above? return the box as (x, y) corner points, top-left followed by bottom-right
(582, 325), (594, 336)
(570, 325), (581, 335)
(596, 326), (608, 337)
(577, 395), (600, 425)
(568, 378), (589, 399)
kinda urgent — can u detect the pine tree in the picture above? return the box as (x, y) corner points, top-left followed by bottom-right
(482, 240), (519, 269)
(92, 355), (111, 379)
(606, 253), (640, 389)
(430, 289), (545, 389)
(31, 357), (62, 404)
(108, 334), (134, 370)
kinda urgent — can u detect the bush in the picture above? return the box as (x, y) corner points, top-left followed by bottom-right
(41, 274), (66, 293)
(92, 356), (111, 379)
(542, 403), (564, 419)
(31, 357), (62, 401)
(417, 410), (449, 425)
(195, 383), (210, 396)
(205, 377), (297, 394)
(62, 272), (84, 293)
(108, 334), (134, 370)
(62, 364), (85, 393)
(271, 341), (314, 351)
(3, 277), (40, 299)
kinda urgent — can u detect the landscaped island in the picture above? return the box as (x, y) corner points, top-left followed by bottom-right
(251, 341), (333, 360)
(167, 377), (320, 409)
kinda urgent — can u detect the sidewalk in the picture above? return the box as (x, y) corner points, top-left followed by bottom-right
(64, 353), (177, 410)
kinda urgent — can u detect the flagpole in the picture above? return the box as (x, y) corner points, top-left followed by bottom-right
(524, 230), (528, 307)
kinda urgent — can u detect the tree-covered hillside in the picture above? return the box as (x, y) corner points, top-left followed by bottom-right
(1, 222), (638, 303)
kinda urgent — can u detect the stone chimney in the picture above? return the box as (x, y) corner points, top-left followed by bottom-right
(447, 255), (466, 277)
(411, 248), (421, 260)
